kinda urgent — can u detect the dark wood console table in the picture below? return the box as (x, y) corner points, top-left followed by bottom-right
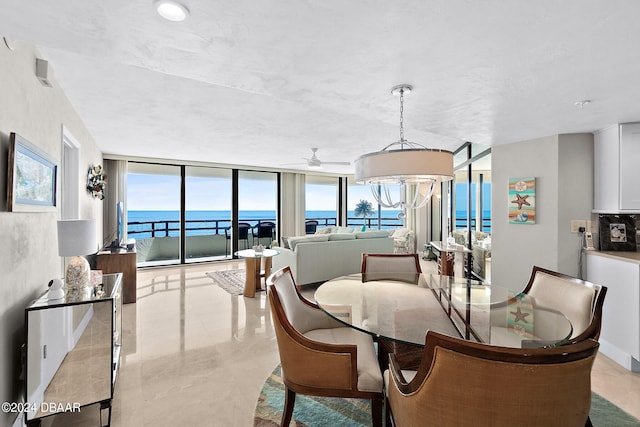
(97, 248), (137, 303)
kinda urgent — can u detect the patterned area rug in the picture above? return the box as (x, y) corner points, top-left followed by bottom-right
(206, 270), (246, 296)
(254, 365), (371, 427)
(254, 365), (640, 427)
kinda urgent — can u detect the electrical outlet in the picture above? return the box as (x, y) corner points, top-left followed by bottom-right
(570, 220), (586, 233)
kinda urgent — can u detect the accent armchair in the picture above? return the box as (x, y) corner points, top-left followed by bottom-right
(267, 266), (383, 427)
(385, 331), (600, 427)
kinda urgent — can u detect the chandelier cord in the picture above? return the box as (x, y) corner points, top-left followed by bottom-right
(399, 88), (405, 145)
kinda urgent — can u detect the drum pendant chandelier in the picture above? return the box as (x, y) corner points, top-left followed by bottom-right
(354, 84), (454, 213)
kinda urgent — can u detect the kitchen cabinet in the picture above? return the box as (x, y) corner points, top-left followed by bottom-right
(594, 122), (640, 212)
(586, 251), (640, 372)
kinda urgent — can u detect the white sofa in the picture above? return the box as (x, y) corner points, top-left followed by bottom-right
(271, 230), (394, 286)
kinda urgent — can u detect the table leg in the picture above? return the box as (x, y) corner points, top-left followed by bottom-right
(243, 258), (260, 298)
(264, 257), (273, 282)
(377, 338), (423, 371)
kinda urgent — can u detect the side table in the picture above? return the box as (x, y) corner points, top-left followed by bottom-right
(235, 249), (280, 297)
(97, 247), (137, 303)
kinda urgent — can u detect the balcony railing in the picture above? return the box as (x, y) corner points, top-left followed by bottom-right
(129, 216), (405, 264)
(128, 216), (405, 239)
(455, 216), (492, 233)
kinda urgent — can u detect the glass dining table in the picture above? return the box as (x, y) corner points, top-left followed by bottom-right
(314, 273), (573, 352)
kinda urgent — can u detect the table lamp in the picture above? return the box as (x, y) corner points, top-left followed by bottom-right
(57, 219), (97, 291)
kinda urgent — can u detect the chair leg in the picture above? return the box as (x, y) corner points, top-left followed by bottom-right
(281, 387), (296, 427)
(384, 395), (392, 427)
(371, 396), (383, 427)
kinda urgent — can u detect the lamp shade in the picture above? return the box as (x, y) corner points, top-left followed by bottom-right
(354, 148), (454, 184)
(57, 219), (97, 256)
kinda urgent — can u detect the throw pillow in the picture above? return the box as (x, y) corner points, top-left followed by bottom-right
(280, 237), (290, 249)
(336, 226), (355, 234)
(315, 226), (335, 235)
(392, 228), (410, 239)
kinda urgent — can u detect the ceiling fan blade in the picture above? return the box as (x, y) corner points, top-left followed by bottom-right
(322, 161), (351, 165)
(279, 162), (309, 166)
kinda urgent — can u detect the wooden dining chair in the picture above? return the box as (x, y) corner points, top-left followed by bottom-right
(267, 266), (383, 427)
(361, 253), (422, 283)
(385, 330), (600, 427)
(523, 265), (607, 343)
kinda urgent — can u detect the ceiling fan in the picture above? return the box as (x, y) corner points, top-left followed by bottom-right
(285, 148), (351, 169)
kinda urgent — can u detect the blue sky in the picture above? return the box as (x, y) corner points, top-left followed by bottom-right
(127, 173), (491, 212)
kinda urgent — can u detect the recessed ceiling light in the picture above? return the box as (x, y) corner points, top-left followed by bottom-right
(155, 1), (189, 22)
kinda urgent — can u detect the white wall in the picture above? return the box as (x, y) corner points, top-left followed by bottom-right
(557, 134), (594, 275)
(0, 41), (103, 426)
(491, 133), (593, 290)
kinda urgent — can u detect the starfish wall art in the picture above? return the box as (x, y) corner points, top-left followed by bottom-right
(509, 177), (536, 224)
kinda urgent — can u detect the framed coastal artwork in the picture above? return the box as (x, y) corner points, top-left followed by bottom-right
(7, 132), (58, 212)
(508, 177), (536, 224)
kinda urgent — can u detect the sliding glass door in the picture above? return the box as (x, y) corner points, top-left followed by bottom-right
(346, 182), (403, 230)
(305, 175), (339, 232)
(127, 163), (280, 265)
(238, 171), (278, 248)
(127, 163), (182, 266)
(185, 166), (232, 262)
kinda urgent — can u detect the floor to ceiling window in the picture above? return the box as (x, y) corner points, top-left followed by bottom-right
(127, 163), (280, 265)
(347, 181), (403, 230)
(238, 171), (278, 248)
(127, 162), (182, 266)
(184, 166), (232, 262)
(305, 175), (339, 232)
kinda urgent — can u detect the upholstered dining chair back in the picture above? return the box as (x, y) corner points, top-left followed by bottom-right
(385, 331), (599, 427)
(269, 266), (341, 334)
(524, 266), (607, 342)
(267, 266), (384, 427)
(361, 253), (422, 283)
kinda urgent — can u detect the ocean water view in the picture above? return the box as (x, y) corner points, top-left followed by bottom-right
(127, 210), (404, 239)
(126, 209), (492, 239)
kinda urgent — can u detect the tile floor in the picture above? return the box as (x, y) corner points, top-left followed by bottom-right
(45, 260), (640, 426)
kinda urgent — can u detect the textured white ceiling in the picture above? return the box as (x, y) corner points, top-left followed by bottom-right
(2, 0), (640, 174)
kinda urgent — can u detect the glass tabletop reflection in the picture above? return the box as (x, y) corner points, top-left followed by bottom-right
(314, 273), (573, 349)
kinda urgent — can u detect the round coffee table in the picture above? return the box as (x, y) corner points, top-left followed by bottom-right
(234, 249), (280, 297)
